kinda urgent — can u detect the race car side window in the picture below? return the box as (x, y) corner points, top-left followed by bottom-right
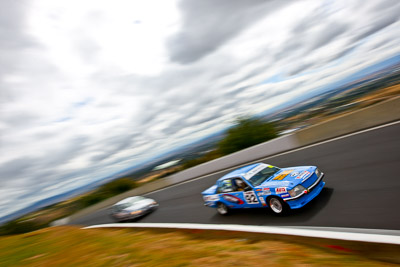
(217, 179), (234, 193)
(232, 178), (250, 192)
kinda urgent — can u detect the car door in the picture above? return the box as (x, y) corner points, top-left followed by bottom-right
(217, 178), (262, 208)
(236, 178), (263, 208)
(217, 178), (244, 209)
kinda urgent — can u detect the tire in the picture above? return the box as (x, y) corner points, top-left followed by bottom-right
(216, 202), (229, 215)
(268, 197), (288, 215)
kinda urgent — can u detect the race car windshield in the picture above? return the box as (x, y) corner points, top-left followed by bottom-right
(247, 166), (280, 186)
(112, 203), (131, 212)
(112, 197), (146, 212)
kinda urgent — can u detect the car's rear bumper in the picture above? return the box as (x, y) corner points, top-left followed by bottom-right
(285, 174), (325, 209)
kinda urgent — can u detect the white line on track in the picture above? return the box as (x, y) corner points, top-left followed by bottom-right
(145, 119), (400, 196)
(83, 223), (400, 245)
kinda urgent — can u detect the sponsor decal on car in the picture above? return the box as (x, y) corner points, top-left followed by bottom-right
(243, 164), (269, 180)
(295, 171), (311, 181)
(259, 197), (267, 206)
(290, 171), (300, 177)
(255, 188), (262, 191)
(280, 194), (290, 198)
(301, 171), (312, 181)
(203, 195), (219, 202)
(273, 170), (294, 180)
(222, 194), (244, 204)
(275, 187), (287, 194)
(258, 187), (271, 196)
(244, 191), (259, 204)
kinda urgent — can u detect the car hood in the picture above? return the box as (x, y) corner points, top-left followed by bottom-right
(259, 166), (316, 188)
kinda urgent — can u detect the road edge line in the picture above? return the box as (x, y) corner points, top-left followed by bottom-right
(83, 223), (400, 245)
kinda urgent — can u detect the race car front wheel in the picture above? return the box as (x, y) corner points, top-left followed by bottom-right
(268, 197), (287, 215)
(217, 202), (229, 215)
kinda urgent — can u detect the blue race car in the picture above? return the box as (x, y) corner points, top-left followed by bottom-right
(202, 163), (325, 215)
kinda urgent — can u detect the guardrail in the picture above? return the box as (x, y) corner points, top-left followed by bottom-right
(56, 96), (400, 225)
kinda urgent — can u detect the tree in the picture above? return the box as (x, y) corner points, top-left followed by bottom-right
(217, 117), (277, 155)
(181, 149), (222, 170)
(78, 178), (137, 208)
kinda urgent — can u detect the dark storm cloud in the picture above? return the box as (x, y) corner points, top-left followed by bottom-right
(0, 0), (35, 98)
(75, 37), (101, 63)
(27, 170), (59, 188)
(309, 23), (348, 51)
(288, 8), (349, 52)
(0, 0), (42, 81)
(74, 11), (105, 63)
(292, 20), (314, 35)
(286, 62), (314, 76)
(236, 65), (267, 84)
(0, 157), (36, 181)
(1, 111), (40, 128)
(90, 153), (114, 163)
(119, 65), (244, 137)
(91, 68), (216, 137)
(0, 0), (35, 49)
(135, 109), (160, 128)
(167, 0), (286, 64)
(93, 66), (205, 98)
(329, 44), (357, 62)
(225, 85), (253, 97)
(0, 136), (89, 185)
(217, 60), (271, 92)
(162, 106), (223, 136)
(369, 0), (400, 12)
(45, 136), (90, 166)
(351, 12), (399, 42)
(90, 133), (140, 163)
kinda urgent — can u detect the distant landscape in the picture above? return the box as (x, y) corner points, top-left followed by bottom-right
(1, 54), (400, 226)
(126, 54), (400, 179)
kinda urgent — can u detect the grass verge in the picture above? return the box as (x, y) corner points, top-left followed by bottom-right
(0, 226), (397, 266)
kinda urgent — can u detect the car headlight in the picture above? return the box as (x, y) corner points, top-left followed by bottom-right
(130, 210), (143, 215)
(288, 185), (307, 197)
(315, 168), (321, 177)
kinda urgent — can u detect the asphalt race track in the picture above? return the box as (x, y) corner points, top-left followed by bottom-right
(70, 122), (400, 230)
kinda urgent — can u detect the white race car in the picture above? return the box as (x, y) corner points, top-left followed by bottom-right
(110, 196), (158, 222)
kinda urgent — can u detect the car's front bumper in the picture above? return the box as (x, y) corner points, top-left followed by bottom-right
(284, 173), (325, 209)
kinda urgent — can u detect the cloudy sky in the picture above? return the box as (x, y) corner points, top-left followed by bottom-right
(1, 0), (400, 219)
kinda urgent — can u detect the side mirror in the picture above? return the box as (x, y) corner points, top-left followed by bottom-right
(244, 186), (252, 191)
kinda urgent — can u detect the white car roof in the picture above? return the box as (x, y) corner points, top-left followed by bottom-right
(115, 196), (142, 205)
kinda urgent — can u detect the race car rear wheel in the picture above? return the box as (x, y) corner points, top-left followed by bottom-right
(217, 202), (229, 215)
(268, 197), (286, 215)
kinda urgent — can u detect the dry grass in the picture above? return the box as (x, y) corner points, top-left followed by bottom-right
(281, 83), (400, 130)
(0, 226), (396, 267)
(357, 84), (400, 103)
